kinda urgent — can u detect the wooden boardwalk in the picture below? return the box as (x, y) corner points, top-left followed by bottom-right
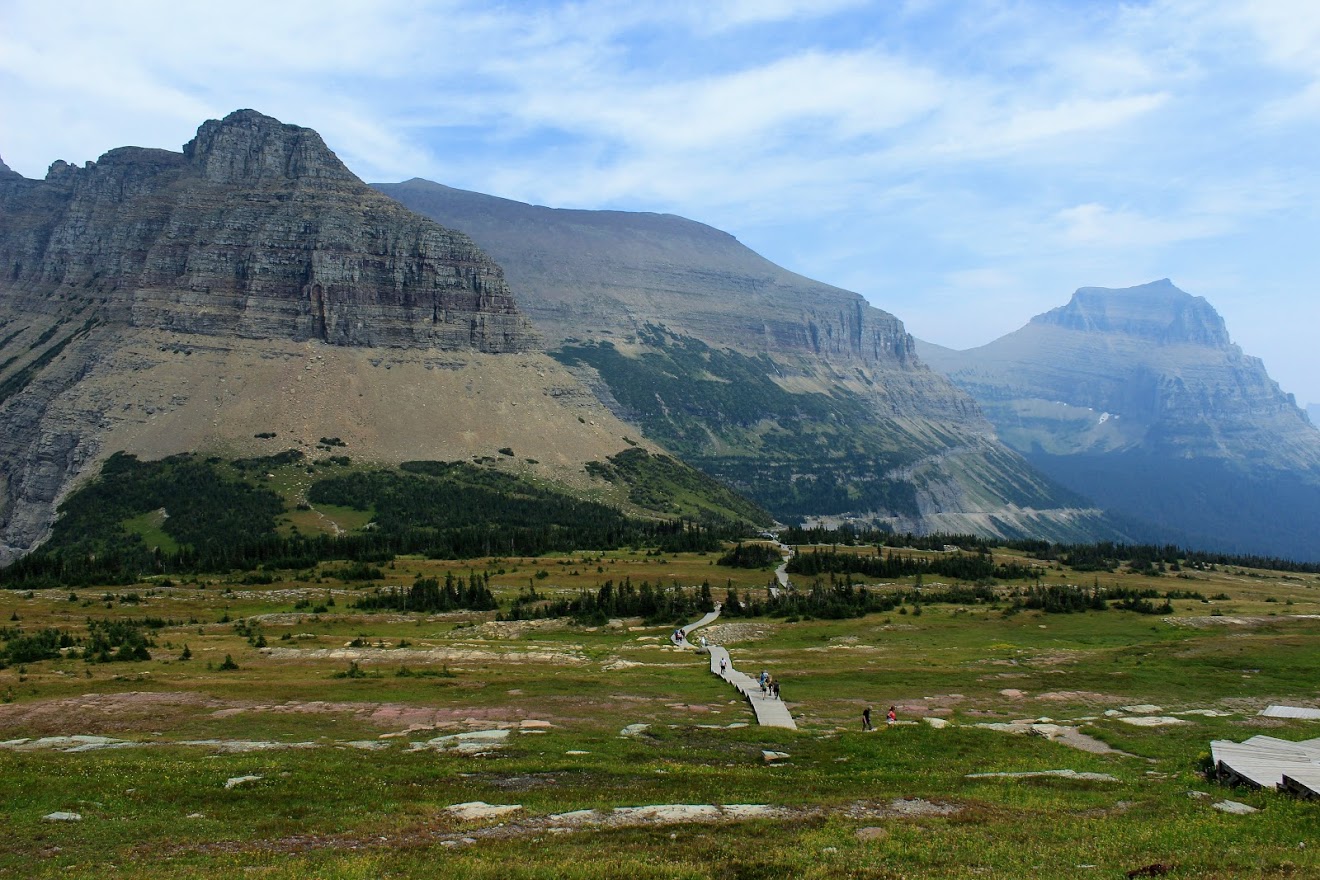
(674, 605), (797, 730)
(1211, 735), (1320, 798)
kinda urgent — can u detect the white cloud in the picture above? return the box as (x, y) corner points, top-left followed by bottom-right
(0, 0), (1316, 402)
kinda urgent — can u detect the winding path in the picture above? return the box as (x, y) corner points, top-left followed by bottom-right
(673, 604), (797, 730)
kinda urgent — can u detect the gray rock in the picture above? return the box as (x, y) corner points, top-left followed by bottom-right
(1213, 800), (1259, 815)
(223, 775), (263, 789)
(42, 811), (82, 822)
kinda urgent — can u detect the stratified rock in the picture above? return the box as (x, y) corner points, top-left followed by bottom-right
(921, 280), (1320, 560)
(376, 179), (1112, 540)
(0, 111), (651, 563)
(2, 111), (536, 352)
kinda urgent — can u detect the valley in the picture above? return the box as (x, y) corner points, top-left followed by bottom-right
(2, 542), (1319, 878)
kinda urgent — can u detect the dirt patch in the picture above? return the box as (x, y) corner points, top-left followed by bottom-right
(843, 798), (961, 819)
(0, 691), (223, 736)
(1035, 691), (1126, 705)
(454, 619), (570, 640)
(1022, 652), (1080, 666)
(1167, 614), (1320, 628)
(699, 622), (773, 645)
(0, 692), (552, 738)
(262, 645), (586, 666)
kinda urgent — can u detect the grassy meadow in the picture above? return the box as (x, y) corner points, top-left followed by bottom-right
(2, 546), (1319, 878)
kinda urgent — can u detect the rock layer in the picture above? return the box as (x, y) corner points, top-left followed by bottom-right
(0, 112), (635, 563)
(919, 280), (1320, 559)
(376, 179), (1109, 538)
(2, 111), (536, 353)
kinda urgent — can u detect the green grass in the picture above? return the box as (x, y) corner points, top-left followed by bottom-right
(2, 550), (1319, 877)
(122, 509), (180, 554)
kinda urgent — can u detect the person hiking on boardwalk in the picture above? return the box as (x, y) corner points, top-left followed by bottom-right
(886, 705), (897, 725)
(772, 679), (781, 700)
(862, 706), (873, 730)
(719, 656), (728, 676)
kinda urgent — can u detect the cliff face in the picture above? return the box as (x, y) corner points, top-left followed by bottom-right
(919, 280), (1320, 559)
(373, 179), (915, 367)
(377, 179), (1114, 539)
(0, 112), (649, 564)
(1, 111), (536, 353)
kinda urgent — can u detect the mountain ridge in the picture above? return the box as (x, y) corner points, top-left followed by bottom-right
(0, 112), (670, 563)
(377, 178), (1119, 541)
(917, 280), (1320, 560)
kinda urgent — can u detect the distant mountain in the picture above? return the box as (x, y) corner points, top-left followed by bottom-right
(919, 280), (1320, 560)
(376, 179), (1118, 541)
(0, 111), (740, 563)
(1309, 404), (1320, 428)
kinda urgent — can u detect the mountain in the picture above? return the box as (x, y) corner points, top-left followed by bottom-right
(0, 111), (745, 564)
(918, 280), (1320, 560)
(375, 179), (1116, 541)
(1309, 404), (1320, 427)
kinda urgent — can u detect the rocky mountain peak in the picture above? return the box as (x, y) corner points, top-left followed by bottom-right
(0, 154), (21, 180)
(183, 109), (355, 184)
(1033, 279), (1230, 347)
(0, 110), (537, 353)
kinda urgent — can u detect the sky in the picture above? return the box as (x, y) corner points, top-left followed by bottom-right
(2, 0), (1318, 406)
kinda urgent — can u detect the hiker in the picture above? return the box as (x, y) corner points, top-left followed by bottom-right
(759, 670), (769, 692)
(699, 635), (708, 651)
(719, 656), (728, 676)
(862, 707), (873, 730)
(772, 680), (781, 700)
(886, 705), (897, 725)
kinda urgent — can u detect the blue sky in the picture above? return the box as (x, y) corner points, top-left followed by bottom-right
(3, 0), (1318, 407)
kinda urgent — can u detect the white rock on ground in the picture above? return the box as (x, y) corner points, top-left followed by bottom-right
(614, 805), (721, 822)
(1213, 800), (1259, 815)
(1175, 709), (1234, 717)
(549, 809), (599, 824)
(762, 750), (790, 763)
(447, 802), (522, 820)
(42, 812), (82, 822)
(411, 729), (511, 753)
(1118, 716), (1187, 727)
(620, 723), (650, 737)
(224, 775), (263, 789)
(923, 717), (949, 729)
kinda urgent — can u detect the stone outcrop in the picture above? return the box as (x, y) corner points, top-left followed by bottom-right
(373, 180), (910, 366)
(2, 110), (536, 353)
(919, 280), (1320, 559)
(0, 112), (640, 563)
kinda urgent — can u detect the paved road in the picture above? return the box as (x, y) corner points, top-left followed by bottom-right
(674, 603), (797, 730)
